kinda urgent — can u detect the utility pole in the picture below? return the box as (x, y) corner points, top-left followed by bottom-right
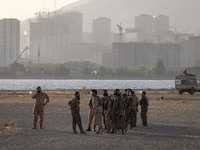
(38, 45), (40, 64)
(54, 0), (57, 16)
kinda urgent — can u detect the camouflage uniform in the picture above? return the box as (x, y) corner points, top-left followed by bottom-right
(101, 97), (106, 129)
(126, 95), (134, 128)
(92, 95), (103, 127)
(69, 96), (85, 133)
(111, 96), (125, 134)
(123, 93), (129, 128)
(139, 95), (148, 126)
(103, 97), (113, 132)
(132, 94), (138, 127)
(32, 91), (49, 129)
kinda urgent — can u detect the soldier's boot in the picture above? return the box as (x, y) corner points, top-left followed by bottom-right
(129, 123), (133, 129)
(95, 127), (100, 134)
(73, 129), (78, 134)
(122, 129), (124, 135)
(79, 126), (86, 134)
(110, 129), (114, 134)
(40, 123), (44, 129)
(133, 123), (136, 127)
(104, 125), (107, 130)
(32, 123), (36, 129)
(80, 130), (86, 134)
(93, 125), (96, 131)
(99, 126), (103, 134)
(105, 128), (111, 133)
(86, 125), (91, 131)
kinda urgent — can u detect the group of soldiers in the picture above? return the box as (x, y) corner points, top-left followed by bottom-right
(31, 87), (148, 135)
(69, 88), (149, 135)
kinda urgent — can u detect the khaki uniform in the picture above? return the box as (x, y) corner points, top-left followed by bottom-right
(69, 96), (84, 132)
(32, 92), (49, 127)
(92, 96), (103, 127)
(87, 97), (95, 126)
(139, 95), (148, 126)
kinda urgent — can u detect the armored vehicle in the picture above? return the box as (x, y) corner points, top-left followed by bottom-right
(175, 74), (200, 95)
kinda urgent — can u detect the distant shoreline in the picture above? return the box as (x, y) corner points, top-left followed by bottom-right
(0, 76), (175, 80)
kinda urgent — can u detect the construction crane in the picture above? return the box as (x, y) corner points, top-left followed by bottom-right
(117, 23), (123, 43)
(15, 46), (29, 63)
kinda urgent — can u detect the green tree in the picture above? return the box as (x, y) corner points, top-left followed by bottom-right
(152, 59), (165, 76)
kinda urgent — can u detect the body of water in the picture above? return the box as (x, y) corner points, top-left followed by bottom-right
(0, 79), (175, 90)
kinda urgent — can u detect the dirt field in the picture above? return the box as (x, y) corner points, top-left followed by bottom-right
(0, 89), (200, 150)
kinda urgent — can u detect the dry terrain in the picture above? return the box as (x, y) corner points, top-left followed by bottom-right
(0, 89), (200, 150)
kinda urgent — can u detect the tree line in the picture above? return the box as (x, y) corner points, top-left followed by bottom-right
(0, 60), (187, 78)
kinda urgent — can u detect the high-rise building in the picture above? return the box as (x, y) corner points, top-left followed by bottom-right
(154, 15), (169, 33)
(92, 17), (111, 46)
(135, 14), (153, 33)
(0, 19), (20, 67)
(102, 42), (181, 69)
(27, 11), (83, 63)
(180, 36), (200, 68)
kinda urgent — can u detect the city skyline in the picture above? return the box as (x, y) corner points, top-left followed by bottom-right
(0, 0), (79, 20)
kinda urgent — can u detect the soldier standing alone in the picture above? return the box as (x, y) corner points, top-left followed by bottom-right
(139, 91), (149, 127)
(32, 86), (49, 129)
(68, 92), (86, 134)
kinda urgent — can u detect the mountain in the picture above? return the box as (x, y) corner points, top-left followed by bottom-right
(60, 0), (200, 34)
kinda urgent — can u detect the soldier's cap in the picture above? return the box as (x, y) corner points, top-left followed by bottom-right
(142, 91), (146, 95)
(131, 90), (135, 94)
(115, 89), (120, 92)
(36, 86), (41, 89)
(103, 89), (108, 93)
(91, 89), (97, 95)
(75, 91), (80, 96)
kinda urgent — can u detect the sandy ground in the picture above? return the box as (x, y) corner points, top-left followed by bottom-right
(0, 89), (200, 150)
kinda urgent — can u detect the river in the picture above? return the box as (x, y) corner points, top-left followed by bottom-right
(0, 79), (175, 90)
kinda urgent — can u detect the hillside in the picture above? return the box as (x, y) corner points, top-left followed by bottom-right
(59, 0), (200, 34)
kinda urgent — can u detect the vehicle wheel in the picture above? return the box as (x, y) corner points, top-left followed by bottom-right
(190, 88), (194, 95)
(179, 90), (183, 95)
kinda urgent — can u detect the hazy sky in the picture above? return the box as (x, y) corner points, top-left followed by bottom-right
(0, 0), (79, 20)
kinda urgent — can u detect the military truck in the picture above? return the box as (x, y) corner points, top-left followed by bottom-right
(175, 74), (200, 95)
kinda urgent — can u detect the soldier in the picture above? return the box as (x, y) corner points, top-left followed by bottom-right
(139, 91), (149, 127)
(68, 92), (86, 134)
(110, 92), (125, 134)
(131, 90), (138, 127)
(32, 86), (49, 129)
(91, 89), (103, 134)
(122, 89), (129, 129)
(103, 93), (113, 133)
(86, 96), (95, 131)
(102, 89), (108, 130)
(126, 91), (133, 129)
